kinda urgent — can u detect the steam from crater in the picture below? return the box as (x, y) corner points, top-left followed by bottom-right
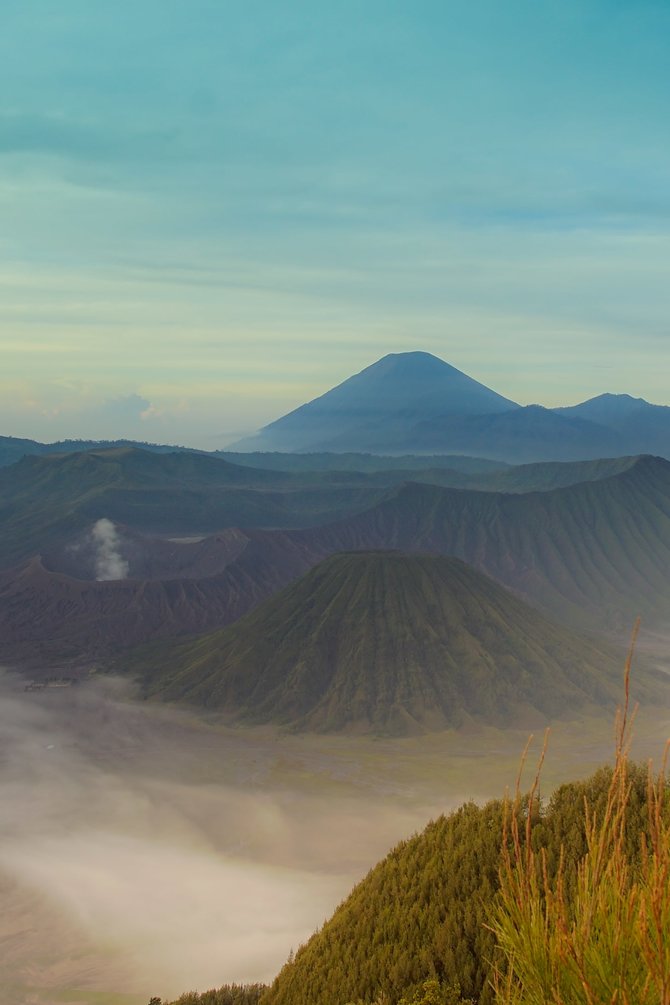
(91, 518), (129, 581)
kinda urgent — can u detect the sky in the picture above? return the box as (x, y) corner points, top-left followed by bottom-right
(1, 0), (669, 448)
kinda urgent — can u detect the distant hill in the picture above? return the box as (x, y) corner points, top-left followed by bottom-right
(5, 357), (670, 465)
(217, 451), (509, 475)
(0, 434), (205, 469)
(466, 454), (641, 493)
(231, 351), (519, 452)
(555, 394), (670, 457)
(556, 392), (657, 426)
(0, 445), (635, 573)
(218, 453), (642, 494)
(400, 404), (625, 463)
(0, 447), (287, 568)
(136, 552), (624, 734)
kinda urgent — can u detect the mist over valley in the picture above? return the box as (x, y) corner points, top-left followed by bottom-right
(2, 666), (668, 1005)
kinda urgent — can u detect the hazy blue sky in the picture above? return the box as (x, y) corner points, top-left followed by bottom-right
(2, 0), (669, 447)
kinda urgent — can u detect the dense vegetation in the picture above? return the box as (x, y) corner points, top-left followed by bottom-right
(158, 984), (266, 1005)
(492, 670), (670, 1004)
(136, 552), (624, 733)
(156, 758), (664, 1005)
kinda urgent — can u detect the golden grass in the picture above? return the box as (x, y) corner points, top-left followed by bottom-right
(491, 619), (670, 1004)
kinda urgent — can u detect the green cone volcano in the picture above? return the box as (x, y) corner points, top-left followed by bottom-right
(138, 551), (623, 734)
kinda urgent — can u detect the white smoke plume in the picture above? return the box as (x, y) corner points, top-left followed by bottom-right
(91, 518), (129, 581)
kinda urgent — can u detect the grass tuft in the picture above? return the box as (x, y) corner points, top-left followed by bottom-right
(491, 618), (670, 1004)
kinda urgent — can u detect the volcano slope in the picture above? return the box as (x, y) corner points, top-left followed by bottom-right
(291, 454), (670, 633)
(231, 350), (519, 453)
(0, 527), (317, 663)
(135, 552), (628, 734)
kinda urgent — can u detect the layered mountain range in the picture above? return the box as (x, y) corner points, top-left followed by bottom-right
(0, 445), (644, 570)
(3, 351), (667, 1005)
(5, 353), (670, 466)
(2, 451), (669, 670)
(3, 352), (669, 466)
(2, 350), (669, 731)
(232, 351), (670, 461)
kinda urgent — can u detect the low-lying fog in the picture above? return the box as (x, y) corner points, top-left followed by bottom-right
(0, 674), (446, 1004)
(1, 663), (668, 1005)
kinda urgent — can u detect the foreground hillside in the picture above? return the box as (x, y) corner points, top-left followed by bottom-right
(136, 552), (624, 734)
(162, 761), (660, 1005)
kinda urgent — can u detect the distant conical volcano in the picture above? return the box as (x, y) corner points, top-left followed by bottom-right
(138, 551), (622, 734)
(231, 351), (519, 452)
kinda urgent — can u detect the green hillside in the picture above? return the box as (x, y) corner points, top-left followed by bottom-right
(0, 446), (534, 570)
(163, 765), (652, 1005)
(136, 552), (624, 733)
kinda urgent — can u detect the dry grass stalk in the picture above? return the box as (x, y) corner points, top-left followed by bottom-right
(491, 618), (670, 1005)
